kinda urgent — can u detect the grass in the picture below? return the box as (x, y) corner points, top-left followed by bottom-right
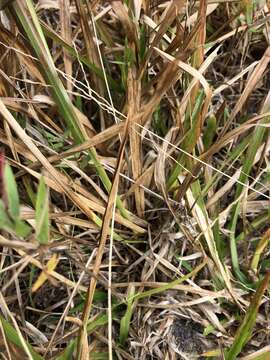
(0, 0), (270, 359)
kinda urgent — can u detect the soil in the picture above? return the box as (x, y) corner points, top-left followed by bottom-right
(172, 318), (204, 359)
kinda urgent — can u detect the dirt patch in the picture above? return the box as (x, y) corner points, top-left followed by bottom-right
(172, 318), (204, 359)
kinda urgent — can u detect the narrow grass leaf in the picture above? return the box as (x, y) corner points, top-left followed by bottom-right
(31, 253), (59, 292)
(0, 199), (13, 231)
(77, 115), (130, 359)
(54, 342), (75, 360)
(40, 20), (120, 91)
(229, 88), (270, 280)
(0, 199), (31, 237)
(11, 0), (128, 218)
(225, 271), (270, 360)
(133, 260), (206, 301)
(14, 219), (31, 238)
(201, 349), (222, 357)
(119, 286), (135, 345)
(4, 163), (19, 221)
(35, 176), (49, 244)
(250, 228), (270, 273)
(0, 315), (43, 360)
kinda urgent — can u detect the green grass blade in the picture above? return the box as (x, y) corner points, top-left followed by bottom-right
(40, 21), (121, 92)
(250, 229), (270, 273)
(229, 113), (270, 281)
(119, 286), (135, 345)
(167, 91), (204, 190)
(132, 260), (206, 301)
(54, 342), (75, 360)
(35, 176), (49, 244)
(54, 263), (205, 359)
(203, 115), (217, 150)
(225, 271), (270, 360)
(11, 0), (128, 218)
(0, 199), (14, 231)
(200, 134), (250, 203)
(236, 212), (270, 243)
(0, 315), (43, 360)
(14, 219), (31, 237)
(4, 163), (20, 220)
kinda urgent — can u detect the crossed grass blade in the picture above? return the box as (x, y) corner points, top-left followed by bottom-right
(11, 0), (128, 219)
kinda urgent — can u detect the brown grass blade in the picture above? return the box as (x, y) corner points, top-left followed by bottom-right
(219, 46), (270, 137)
(77, 114), (130, 359)
(140, 0), (185, 73)
(127, 71), (144, 217)
(0, 99), (131, 236)
(59, 0), (72, 93)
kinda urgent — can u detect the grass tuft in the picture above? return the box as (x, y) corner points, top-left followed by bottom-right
(0, 0), (269, 359)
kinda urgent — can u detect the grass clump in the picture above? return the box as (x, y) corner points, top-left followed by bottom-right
(0, 0), (270, 359)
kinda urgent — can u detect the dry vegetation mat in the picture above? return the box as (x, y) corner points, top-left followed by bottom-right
(0, 0), (270, 359)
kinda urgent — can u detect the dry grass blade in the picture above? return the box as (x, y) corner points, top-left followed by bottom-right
(0, 1), (269, 358)
(59, 0), (72, 93)
(11, 0), (128, 218)
(111, 1), (138, 45)
(185, 187), (234, 298)
(0, 292), (34, 360)
(75, 0), (106, 128)
(15, 249), (87, 292)
(127, 71), (144, 217)
(240, 346), (270, 360)
(77, 120), (130, 359)
(219, 46), (270, 137)
(0, 99), (137, 244)
(140, 0), (185, 72)
(189, 0), (207, 107)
